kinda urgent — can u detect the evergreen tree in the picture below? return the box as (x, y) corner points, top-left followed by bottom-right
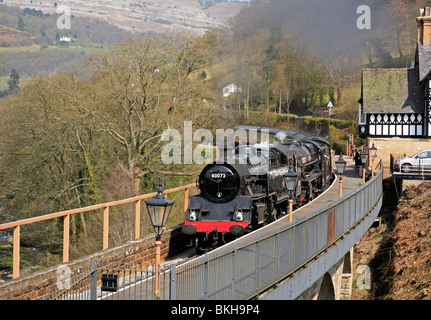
(17, 17), (25, 31)
(6, 69), (20, 95)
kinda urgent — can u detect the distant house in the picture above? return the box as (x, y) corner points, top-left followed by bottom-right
(222, 83), (242, 98)
(59, 36), (71, 42)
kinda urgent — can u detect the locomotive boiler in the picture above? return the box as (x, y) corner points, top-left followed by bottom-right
(182, 126), (332, 252)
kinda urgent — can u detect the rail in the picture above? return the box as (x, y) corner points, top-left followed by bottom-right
(0, 183), (197, 279)
(171, 162), (383, 300)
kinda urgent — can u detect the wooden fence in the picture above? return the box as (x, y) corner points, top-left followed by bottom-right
(0, 183), (196, 279)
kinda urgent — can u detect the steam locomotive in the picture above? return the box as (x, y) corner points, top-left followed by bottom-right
(181, 126), (333, 252)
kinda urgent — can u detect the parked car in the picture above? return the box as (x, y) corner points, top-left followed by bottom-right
(394, 150), (431, 173)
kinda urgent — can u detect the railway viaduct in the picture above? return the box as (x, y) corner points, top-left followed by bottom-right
(0, 157), (382, 300)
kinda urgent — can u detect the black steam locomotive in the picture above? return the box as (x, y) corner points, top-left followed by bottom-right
(182, 126), (333, 252)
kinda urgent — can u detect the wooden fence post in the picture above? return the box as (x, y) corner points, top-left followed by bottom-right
(135, 200), (141, 240)
(13, 225), (20, 279)
(184, 188), (189, 219)
(63, 214), (70, 263)
(103, 206), (109, 250)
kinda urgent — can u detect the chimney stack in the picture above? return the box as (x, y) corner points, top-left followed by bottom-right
(417, 7), (431, 46)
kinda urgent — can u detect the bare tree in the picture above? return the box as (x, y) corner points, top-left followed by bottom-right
(0, 75), (102, 249)
(88, 34), (214, 194)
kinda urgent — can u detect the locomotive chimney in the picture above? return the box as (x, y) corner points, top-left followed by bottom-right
(417, 7), (431, 46)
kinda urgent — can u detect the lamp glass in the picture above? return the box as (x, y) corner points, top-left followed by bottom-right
(147, 205), (171, 228)
(370, 143), (377, 158)
(145, 182), (174, 236)
(285, 177), (296, 191)
(335, 154), (347, 176)
(360, 150), (368, 164)
(284, 166), (298, 191)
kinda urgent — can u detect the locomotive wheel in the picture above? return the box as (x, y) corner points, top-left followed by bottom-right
(265, 200), (277, 224)
(195, 236), (204, 255)
(194, 232), (219, 254)
(276, 206), (286, 220)
(194, 231), (238, 254)
(195, 235), (208, 255)
(272, 206), (278, 221)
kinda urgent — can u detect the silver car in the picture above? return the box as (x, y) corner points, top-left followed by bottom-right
(394, 150), (431, 173)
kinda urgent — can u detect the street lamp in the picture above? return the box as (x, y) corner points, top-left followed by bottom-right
(370, 143), (377, 178)
(335, 153), (347, 198)
(284, 165), (298, 223)
(346, 134), (353, 157)
(145, 181), (174, 300)
(360, 149), (368, 184)
(327, 101), (333, 147)
(360, 149), (368, 165)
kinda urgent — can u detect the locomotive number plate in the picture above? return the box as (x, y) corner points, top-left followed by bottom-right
(211, 173), (226, 179)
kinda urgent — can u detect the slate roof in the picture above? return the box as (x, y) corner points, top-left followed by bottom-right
(361, 68), (424, 114)
(418, 40), (431, 81)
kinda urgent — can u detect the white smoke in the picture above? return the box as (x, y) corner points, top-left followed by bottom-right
(275, 131), (287, 142)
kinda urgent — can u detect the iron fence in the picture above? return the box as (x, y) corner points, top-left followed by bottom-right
(44, 260), (171, 300)
(44, 261), (97, 300)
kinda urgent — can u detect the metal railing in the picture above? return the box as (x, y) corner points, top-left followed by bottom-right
(97, 261), (171, 300)
(0, 183), (196, 279)
(44, 260), (171, 300)
(171, 165), (383, 300)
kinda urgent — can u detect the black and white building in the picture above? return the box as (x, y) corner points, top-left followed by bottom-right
(358, 7), (431, 179)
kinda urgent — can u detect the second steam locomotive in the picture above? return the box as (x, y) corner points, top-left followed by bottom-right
(182, 126), (333, 252)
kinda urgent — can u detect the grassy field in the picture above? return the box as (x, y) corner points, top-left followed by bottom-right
(0, 43), (113, 54)
(0, 43), (113, 87)
(0, 44), (42, 53)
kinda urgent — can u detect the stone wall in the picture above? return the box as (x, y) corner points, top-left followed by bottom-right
(0, 225), (188, 300)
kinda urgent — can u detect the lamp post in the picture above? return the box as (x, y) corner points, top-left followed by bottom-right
(370, 143), (377, 178)
(360, 149), (368, 184)
(345, 131), (352, 158)
(335, 153), (347, 198)
(327, 101), (333, 147)
(145, 181), (174, 300)
(346, 134), (352, 157)
(284, 165), (298, 223)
